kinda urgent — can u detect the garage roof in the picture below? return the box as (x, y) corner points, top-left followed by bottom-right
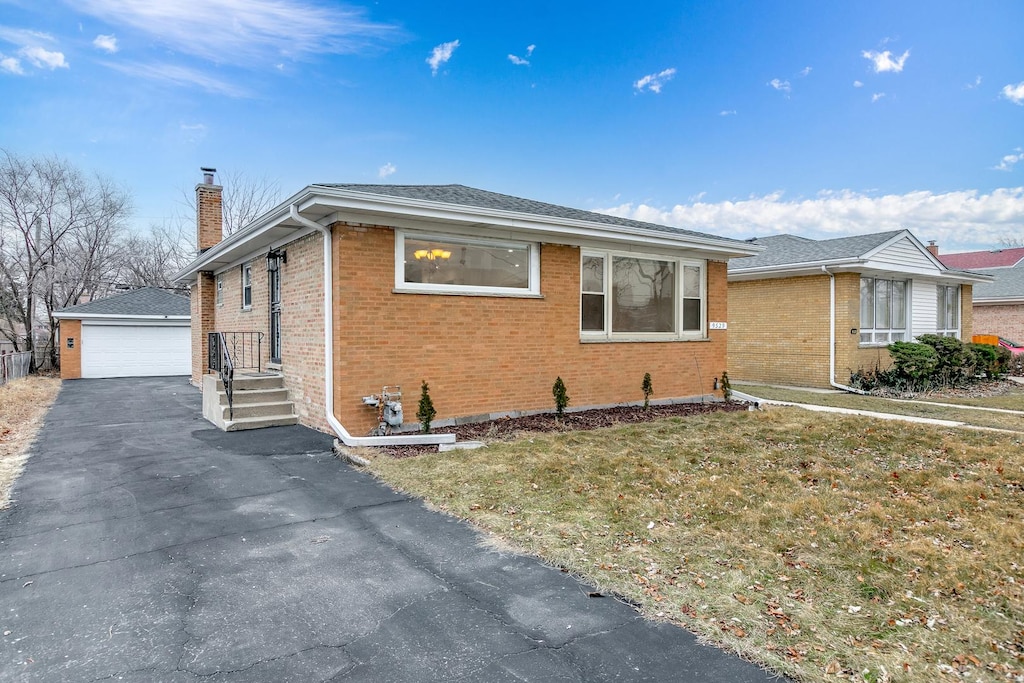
(53, 287), (190, 320)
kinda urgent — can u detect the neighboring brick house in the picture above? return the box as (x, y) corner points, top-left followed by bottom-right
(726, 230), (990, 388)
(938, 248), (1024, 345)
(174, 172), (760, 443)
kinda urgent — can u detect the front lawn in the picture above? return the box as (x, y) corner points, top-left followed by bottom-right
(366, 408), (1024, 682)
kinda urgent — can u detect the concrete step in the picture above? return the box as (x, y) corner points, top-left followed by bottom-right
(221, 400), (296, 421)
(220, 387), (289, 405)
(224, 414), (300, 431)
(213, 374), (286, 392)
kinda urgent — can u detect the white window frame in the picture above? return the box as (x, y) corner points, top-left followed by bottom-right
(241, 263), (252, 310)
(394, 230), (540, 297)
(936, 284), (960, 338)
(215, 274), (224, 306)
(580, 248), (706, 341)
(860, 276), (908, 345)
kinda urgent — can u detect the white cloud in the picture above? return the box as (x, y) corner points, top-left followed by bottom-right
(1001, 82), (1024, 105)
(862, 49), (910, 73)
(994, 149), (1023, 172)
(93, 34), (118, 53)
(69, 0), (400, 66)
(853, 80), (863, 88)
(799, 66), (812, 77)
(768, 78), (791, 93)
(0, 54), (23, 74)
(871, 92), (885, 103)
(427, 39), (459, 75)
(719, 109), (736, 116)
(508, 54), (528, 66)
(19, 46), (68, 69)
(179, 122), (206, 143)
(634, 67), (676, 93)
(0, 27), (57, 47)
(598, 187), (1024, 251)
(965, 75), (982, 89)
(526, 44), (535, 56)
(102, 60), (247, 96)
(378, 162), (396, 178)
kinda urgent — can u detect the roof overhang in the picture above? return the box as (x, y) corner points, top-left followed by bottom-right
(973, 296), (1024, 306)
(174, 186), (763, 283)
(729, 258), (994, 284)
(51, 312), (190, 322)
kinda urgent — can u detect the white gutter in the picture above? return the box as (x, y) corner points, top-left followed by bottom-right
(822, 266), (867, 395)
(287, 205), (455, 447)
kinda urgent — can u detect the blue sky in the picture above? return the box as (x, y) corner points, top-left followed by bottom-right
(1, 0), (1022, 251)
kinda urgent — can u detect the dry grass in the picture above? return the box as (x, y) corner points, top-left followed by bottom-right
(366, 409), (1024, 682)
(735, 384), (1024, 432)
(0, 376), (61, 508)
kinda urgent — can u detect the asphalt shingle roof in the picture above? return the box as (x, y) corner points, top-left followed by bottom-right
(315, 183), (747, 245)
(727, 231), (905, 271)
(938, 247), (1024, 270)
(55, 287), (190, 317)
(973, 265), (1024, 299)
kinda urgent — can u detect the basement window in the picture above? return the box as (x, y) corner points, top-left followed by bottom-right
(395, 231), (540, 296)
(581, 250), (705, 340)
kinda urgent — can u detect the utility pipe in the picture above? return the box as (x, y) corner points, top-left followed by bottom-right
(822, 266), (868, 395)
(288, 205), (455, 446)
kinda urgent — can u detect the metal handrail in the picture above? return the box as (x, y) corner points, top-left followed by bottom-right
(208, 331), (265, 421)
(209, 332), (235, 420)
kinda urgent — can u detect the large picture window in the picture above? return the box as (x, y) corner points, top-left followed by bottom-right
(860, 277), (907, 344)
(396, 231), (539, 295)
(937, 285), (960, 337)
(581, 251), (704, 339)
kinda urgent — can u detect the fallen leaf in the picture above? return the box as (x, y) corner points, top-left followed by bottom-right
(734, 593), (752, 605)
(825, 660), (841, 675)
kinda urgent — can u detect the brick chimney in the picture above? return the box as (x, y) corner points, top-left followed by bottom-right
(927, 240), (939, 257)
(196, 167), (223, 253)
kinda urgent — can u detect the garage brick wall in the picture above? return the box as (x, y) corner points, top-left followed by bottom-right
(58, 319), (82, 379)
(973, 302), (1024, 342)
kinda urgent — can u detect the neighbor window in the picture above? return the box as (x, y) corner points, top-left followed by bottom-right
(937, 285), (960, 337)
(242, 263), (252, 309)
(215, 274), (224, 306)
(395, 231), (539, 295)
(581, 251), (704, 339)
(860, 277), (907, 344)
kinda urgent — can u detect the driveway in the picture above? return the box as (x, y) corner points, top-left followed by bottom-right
(1, 377), (782, 682)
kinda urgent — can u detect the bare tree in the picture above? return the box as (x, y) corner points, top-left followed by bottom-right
(116, 221), (193, 290)
(999, 236), (1023, 249)
(0, 150), (132, 370)
(179, 169), (282, 238)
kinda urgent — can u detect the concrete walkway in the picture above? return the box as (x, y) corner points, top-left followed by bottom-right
(0, 378), (783, 682)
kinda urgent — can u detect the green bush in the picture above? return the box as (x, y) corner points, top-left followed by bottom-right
(916, 334), (972, 386)
(887, 341), (938, 390)
(967, 343), (1010, 379)
(552, 376), (570, 418)
(416, 380), (437, 433)
(641, 372), (653, 410)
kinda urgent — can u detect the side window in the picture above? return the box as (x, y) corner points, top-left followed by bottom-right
(215, 274), (224, 305)
(242, 263), (252, 309)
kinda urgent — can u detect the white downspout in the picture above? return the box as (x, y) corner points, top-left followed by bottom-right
(823, 266), (868, 394)
(288, 205), (455, 446)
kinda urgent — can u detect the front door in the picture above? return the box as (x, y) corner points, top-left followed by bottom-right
(269, 256), (282, 364)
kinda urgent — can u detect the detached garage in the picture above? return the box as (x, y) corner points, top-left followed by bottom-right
(53, 287), (190, 379)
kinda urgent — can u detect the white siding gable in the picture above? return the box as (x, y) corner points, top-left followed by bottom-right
(911, 280), (937, 339)
(870, 236), (938, 272)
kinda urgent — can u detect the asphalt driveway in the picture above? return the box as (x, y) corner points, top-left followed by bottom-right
(0, 377), (783, 682)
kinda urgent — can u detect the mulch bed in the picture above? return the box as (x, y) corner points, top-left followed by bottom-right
(370, 401), (750, 459)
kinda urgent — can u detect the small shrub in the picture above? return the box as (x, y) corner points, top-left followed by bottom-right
(552, 376), (570, 418)
(887, 341), (937, 390)
(968, 343), (1010, 379)
(720, 371), (732, 401)
(916, 334), (973, 386)
(416, 380), (436, 433)
(641, 372), (653, 409)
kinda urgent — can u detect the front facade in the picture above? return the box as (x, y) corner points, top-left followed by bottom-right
(176, 177), (759, 436)
(727, 231), (988, 388)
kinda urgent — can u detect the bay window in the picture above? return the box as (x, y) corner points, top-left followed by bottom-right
(860, 277), (907, 344)
(581, 251), (705, 339)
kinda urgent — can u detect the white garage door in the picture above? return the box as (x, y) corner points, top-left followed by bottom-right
(81, 323), (191, 378)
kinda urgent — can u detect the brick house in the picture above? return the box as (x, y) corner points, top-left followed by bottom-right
(726, 230), (991, 388)
(938, 247), (1024, 345)
(174, 172), (760, 444)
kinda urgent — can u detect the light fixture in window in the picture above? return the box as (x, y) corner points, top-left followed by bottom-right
(414, 248), (452, 261)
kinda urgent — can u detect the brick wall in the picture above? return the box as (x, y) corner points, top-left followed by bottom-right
(330, 224), (730, 434)
(973, 303), (1024, 342)
(58, 319), (81, 379)
(960, 285), (974, 340)
(190, 272), (216, 385)
(727, 274), (832, 386)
